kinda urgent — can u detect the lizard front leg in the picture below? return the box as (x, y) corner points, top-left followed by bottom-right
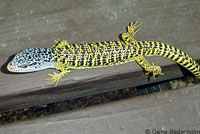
(121, 21), (141, 43)
(45, 63), (71, 86)
(134, 55), (164, 79)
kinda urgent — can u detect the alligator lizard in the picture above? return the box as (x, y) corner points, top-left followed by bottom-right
(7, 21), (200, 86)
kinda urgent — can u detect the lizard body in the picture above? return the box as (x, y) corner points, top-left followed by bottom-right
(7, 21), (200, 86)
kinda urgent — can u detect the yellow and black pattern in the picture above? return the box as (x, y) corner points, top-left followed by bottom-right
(136, 40), (200, 78)
(47, 21), (200, 86)
(53, 40), (138, 68)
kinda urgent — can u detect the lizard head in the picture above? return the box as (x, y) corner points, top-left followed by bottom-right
(7, 48), (55, 72)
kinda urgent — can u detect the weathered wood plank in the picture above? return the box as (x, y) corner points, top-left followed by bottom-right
(1, 84), (200, 133)
(0, 0), (200, 112)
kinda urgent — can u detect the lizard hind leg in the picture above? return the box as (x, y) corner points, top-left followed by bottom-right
(134, 55), (164, 79)
(121, 21), (142, 43)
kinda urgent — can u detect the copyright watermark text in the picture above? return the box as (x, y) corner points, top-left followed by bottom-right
(145, 129), (200, 134)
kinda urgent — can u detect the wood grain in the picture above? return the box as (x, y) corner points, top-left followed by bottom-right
(0, 0), (199, 112)
(1, 84), (200, 133)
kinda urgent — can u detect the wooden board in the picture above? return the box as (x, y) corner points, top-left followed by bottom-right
(1, 84), (200, 133)
(0, 0), (200, 112)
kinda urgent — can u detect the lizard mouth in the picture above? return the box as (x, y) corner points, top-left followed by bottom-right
(7, 63), (25, 72)
(7, 65), (27, 72)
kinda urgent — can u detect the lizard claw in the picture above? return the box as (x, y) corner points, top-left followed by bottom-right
(45, 72), (62, 86)
(145, 63), (164, 80)
(121, 21), (142, 43)
(128, 21), (142, 36)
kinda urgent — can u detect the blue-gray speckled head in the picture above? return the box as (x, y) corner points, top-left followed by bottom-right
(7, 48), (55, 72)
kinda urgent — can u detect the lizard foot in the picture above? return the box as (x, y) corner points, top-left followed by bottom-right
(121, 21), (142, 43)
(145, 63), (164, 80)
(45, 68), (71, 86)
(127, 21), (142, 38)
(45, 72), (63, 86)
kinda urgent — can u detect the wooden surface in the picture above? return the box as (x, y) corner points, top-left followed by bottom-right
(0, 0), (200, 112)
(1, 84), (200, 133)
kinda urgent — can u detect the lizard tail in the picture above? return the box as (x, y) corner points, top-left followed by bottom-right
(138, 41), (200, 79)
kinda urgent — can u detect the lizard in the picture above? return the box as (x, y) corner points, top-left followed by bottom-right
(7, 21), (200, 86)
